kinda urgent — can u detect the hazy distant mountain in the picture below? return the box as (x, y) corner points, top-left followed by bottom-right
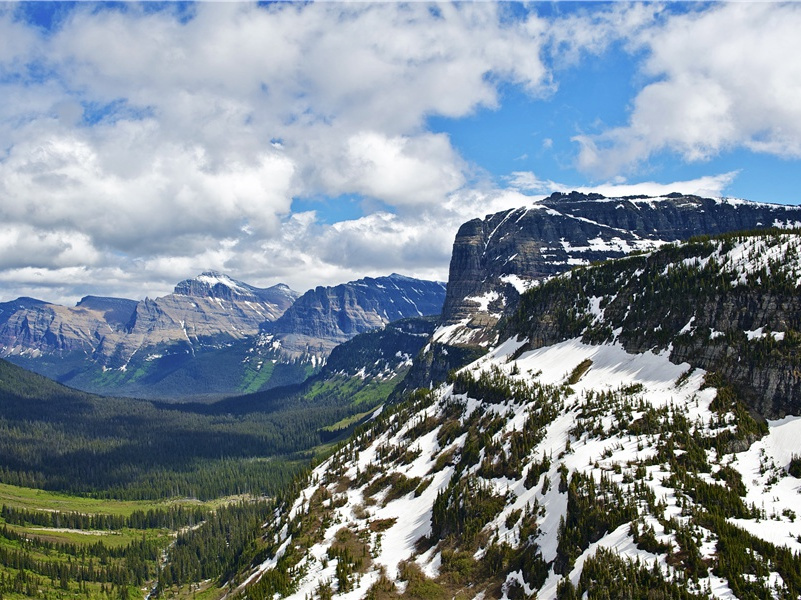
(0, 271), (447, 399)
(0, 271), (299, 398)
(256, 273), (447, 360)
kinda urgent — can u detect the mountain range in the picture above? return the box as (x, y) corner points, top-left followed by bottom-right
(0, 271), (446, 399)
(3, 191), (801, 598)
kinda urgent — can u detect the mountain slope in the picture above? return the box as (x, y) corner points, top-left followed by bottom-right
(0, 322), (434, 500)
(232, 230), (801, 600)
(503, 229), (801, 418)
(441, 192), (801, 346)
(257, 273), (446, 360)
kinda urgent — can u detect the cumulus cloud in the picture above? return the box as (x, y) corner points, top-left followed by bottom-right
(575, 3), (801, 177)
(507, 170), (739, 200)
(0, 2), (789, 304)
(0, 2), (565, 302)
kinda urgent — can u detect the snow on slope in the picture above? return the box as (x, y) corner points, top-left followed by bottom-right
(240, 329), (801, 598)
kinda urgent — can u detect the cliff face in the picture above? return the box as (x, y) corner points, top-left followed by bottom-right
(502, 231), (801, 419)
(0, 298), (122, 358)
(260, 274), (446, 359)
(441, 193), (801, 344)
(0, 272), (299, 370)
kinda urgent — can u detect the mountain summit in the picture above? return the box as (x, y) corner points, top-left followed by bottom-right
(441, 193), (801, 346)
(174, 271), (296, 306)
(258, 273), (447, 360)
(0, 271), (447, 399)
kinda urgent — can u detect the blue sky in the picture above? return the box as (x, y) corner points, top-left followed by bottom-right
(1, 1), (800, 303)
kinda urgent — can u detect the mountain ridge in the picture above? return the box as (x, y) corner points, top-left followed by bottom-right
(0, 271), (446, 399)
(232, 228), (801, 600)
(256, 273), (446, 361)
(440, 192), (801, 347)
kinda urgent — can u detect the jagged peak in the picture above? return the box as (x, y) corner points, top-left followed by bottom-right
(190, 271), (249, 293)
(172, 272), (297, 302)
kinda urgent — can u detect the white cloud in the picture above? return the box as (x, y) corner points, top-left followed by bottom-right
(0, 2), (789, 305)
(575, 3), (801, 177)
(0, 2), (567, 302)
(574, 172), (739, 200)
(506, 170), (738, 200)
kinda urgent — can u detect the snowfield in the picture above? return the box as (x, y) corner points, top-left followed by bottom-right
(240, 333), (801, 599)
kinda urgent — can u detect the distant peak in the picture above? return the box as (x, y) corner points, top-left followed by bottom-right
(174, 272), (250, 298)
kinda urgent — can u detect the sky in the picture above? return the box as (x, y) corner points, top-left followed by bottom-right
(1, 1), (801, 304)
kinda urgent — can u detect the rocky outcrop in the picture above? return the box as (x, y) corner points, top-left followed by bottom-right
(441, 192), (801, 344)
(502, 231), (801, 419)
(261, 274), (446, 359)
(0, 297), (119, 358)
(75, 296), (138, 328)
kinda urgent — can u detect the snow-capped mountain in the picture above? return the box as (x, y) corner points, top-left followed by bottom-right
(0, 271), (448, 399)
(441, 192), (801, 347)
(234, 230), (801, 599)
(0, 272), (299, 397)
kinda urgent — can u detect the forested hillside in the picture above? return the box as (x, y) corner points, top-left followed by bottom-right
(0, 317), (433, 501)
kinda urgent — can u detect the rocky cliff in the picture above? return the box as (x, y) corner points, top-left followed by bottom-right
(259, 273), (446, 360)
(441, 192), (801, 345)
(503, 230), (801, 419)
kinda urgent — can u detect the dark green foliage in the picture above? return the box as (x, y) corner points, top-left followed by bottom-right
(523, 454), (551, 489)
(555, 471), (637, 574)
(630, 520), (670, 554)
(449, 364), (544, 405)
(0, 503), (206, 530)
(0, 523), (160, 592)
(564, 548), (709, 599)
(566, 359), (592, 385)
(156, 500), (274, 592)
(0, 355), (398, 499)
(431, 477), (506, 546)
(789, 455), (801, 478)
(698, 512), (801, 598)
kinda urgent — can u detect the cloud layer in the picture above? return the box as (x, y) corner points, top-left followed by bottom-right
(575, 3), (801, 177)
(0, 3), (798, 303)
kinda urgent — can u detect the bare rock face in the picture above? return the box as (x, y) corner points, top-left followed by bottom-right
(440, 192), (801, 345)
(0, 299), (113, 358)
(0, 272), (299, 369)
(260, 273), (447, 359)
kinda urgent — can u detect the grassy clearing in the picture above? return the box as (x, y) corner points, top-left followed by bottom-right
(0, 481), (239, 516)
(0, 483), (249, 600)
(1, 521), (163, 547)
(320, 408), (375, 432)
